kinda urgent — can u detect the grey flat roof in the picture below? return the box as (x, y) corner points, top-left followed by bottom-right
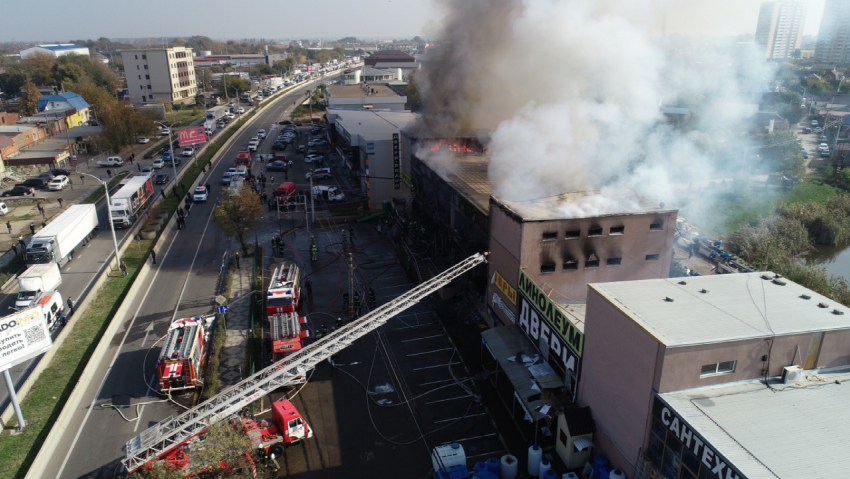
(327, 84), (401, 99)
(591, 273), (850, 347)
(333, 110), (416, 141)
(492, 191), (673, 221)
(661, 367), (850, 479)
(420, 153), (491, 214)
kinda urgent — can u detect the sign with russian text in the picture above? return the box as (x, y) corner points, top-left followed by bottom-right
(493, 271), (517, 305)
(492, 293), (516, 323)
(518, 295), (580, 378)
(178, 126), (207, 146)
(517, 269), (583, 356)
(392, 133), (400, 189)
(0, 307), (53, 372)
(652, 396), (746, 479)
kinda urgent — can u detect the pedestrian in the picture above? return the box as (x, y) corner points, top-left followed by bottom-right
(160, 189), (166, 200)
(6, 221), (11, 234)
(41, 221), (46, 228)
(354, 291), (361, 316)
(235, 251), (240, 269)
(305, 278), (313, 302)
(69, 178), (74, 190)
(67, 297), (75, 316)
(120, 260), (128, 278)
(106, 169), (112, 179)
(131, 153), (136, 163)
(10, 244), (17, 255)
(29, 222), (35, 235)
(349, 226), (354, 242)
(368, 287), (376, 307)
(56, 309), (67, 326)
(310, 243), (318, 262)
(36, 203), (44, 217)
(178, 206), (185, 218)
(205, 182), (211, 193)
(284, 170), (288, 181)
(80, 174), (85, 184)
(180, 182), (185, 193)
(57, 197), (63, 207)
(137, 163), (141, 172)
(18, 235), (25, 249)
(150, 249), (157, 264)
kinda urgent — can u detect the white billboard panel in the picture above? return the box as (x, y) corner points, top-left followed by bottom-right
(0, 307), (53, 372)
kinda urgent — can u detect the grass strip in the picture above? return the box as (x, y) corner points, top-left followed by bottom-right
(202, 259), (235, 400)
(0, 239), (153, 479)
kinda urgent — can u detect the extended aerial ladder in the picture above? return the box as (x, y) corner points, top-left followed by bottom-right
(123, 252), (488, 473)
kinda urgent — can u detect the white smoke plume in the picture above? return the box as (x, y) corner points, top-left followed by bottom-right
(415, 0), (775, 223)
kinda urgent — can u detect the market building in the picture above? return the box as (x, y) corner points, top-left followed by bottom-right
(579, 272), (850, 479)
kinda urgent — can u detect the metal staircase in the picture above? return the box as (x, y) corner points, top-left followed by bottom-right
(123, 252), (489, 473)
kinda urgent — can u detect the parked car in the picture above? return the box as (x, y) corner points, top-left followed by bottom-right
(801, 127), (813, 134)
(266, 161), (289, 171)
(38, 172), (55, 182)
(182, 147), (195, 157)
(257, 129), (267, 139)
(51, 168), (72, 177)
(296, 145), (306, 153)
(801, 149), (808, 159)
(3, 185), (35, 197)
(20, 178), (48, 189)
(236, 107), (245, 114)
(217, 121), (225, 128)
(305, 168), (332, 180)
(811, 120), (819, 127)
(819, 135), (828, 142)
(160, 128), (170, 136)
(305, 154), (324, 163)
(280, 120), (292, 125)
(138, 136), (150, 144)
(295, 120), (303, 126)
(272, 142), (288, 151)
(307, 138), (328, 147)
(141, 166), (153, 176)
(193, 186), (209, 202)
(154, 173), (170, 184)
(152, 158), (165, 169)
(248, 141), (260, 152)
(48, 176), (69, 191)
(0, 202), (9, 215)
(97, 156), (124, 167)
(221, 172), (233, 186)
(814, 127), (823, 133)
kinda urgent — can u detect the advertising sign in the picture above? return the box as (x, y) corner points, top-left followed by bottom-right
(178, 126), (207, 147)
(493, 271), (517, 305)
(392, 133), (401, 189)
(517, 269), (583, 355)
(492, 293), (516, 323)
(518, 295), (580, 378)
(0, 307), (53, 372)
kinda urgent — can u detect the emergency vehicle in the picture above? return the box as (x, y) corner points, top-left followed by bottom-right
(269, 312), (309, 361)
(266, 262), (300, 315)
(157, 316), (215, 393)
(235, 150), (251, 166)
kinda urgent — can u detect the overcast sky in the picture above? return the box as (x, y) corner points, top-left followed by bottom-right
(2, 0), (826, 43)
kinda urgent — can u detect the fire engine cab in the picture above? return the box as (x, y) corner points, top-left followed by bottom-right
(269, 312), (309, 361)
(266, 262), (300, 315)
(157, 316), (215, 393)
(243, 399), (312, 458)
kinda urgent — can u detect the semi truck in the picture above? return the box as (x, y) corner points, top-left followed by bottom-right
(157, 316), (215, 393)
(25, 204), (99, 267)
(109, 175), (154, 228)
(269, 312), (309, 362)
(15, 263), (62, 309)
(266, 262), (301, 316)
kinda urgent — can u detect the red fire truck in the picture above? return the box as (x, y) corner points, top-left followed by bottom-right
(270, 312), (309, 361)
(266, 262), (301, 316)
(157, 316), (215, 393)
(235, 150), (251, 166)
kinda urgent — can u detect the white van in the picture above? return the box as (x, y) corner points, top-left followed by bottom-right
(234, 166), (248, 178)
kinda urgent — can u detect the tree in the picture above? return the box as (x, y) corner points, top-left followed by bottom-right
(219, 76), (250, 98)
(21, 53), (56, 86)
(806, 78), (835, 95)
(19, 82), (41, 116)
(840, 81), (850, 94)
(405, 73), (422, 112)
(214, 187), (263, 252)
(0, 68), (30, 98)
(837, 168), (850, 190)
(75, 83), (117, 122)
(778, 104), (806, 125)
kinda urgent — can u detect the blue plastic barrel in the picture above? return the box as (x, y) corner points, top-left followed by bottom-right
(474, 462), (489, 475)
(543, 470), (557, 479)
(486, 457), (501, 475)
(592, 455), (610, 479)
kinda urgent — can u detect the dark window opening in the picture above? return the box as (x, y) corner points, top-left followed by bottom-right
(646, 254), (660, 261)
(559, 429), (568, 447)
(610, 226), (625, 235)
(585, 255), (599, 268)
(607, 257), (622, 266)
(563, 259), (578, 270)
(565, 230), (580, 239)
(650, 221), (663, 231)
(541, 262), (556, 273)
(542, 232), (557, 241)
(588, 227), (603, 236)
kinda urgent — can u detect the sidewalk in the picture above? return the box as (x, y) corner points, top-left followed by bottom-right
(219, 261), (252, 386)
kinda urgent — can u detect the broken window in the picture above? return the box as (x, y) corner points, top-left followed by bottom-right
(541, 262), (556, 273)
(542, 231), (557, 241)
(606, 257), (622, 266)
(586, 253), (599, 268)
(650, 221), (663, 231)
(563, 259), (578, 271)
(610, 226), (625, 235)
(646, 254), (660, 262)
(588, 227), (603, 237)
(565, 230), (580, 239)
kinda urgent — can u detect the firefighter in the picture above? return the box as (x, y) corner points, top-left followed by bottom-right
(321, 324), (329, 337)
(336, 316), (343, 328)
(368, 287), (376, 307)
(342, 292), (349, 311)
(271, 236), (278, 254)
(353, 292), (361, 317)
(310, 243), (318, 261)
(341, 229), (348, 244)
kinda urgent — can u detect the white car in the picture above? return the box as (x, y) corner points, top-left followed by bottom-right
(137, 137), (150, 144)
(182, 147), (195, 157)
(152, 158), (165, 169)
(193, 186), (209, 202)
(160, 128), (170, 136)
(304, 154), (324, 163)
(48, 175), (69, 191)
(248, 140), (260, 152)
(305, 168), (332, 180)
(257, 129), (267, 139)
(236, 107), (245, 114)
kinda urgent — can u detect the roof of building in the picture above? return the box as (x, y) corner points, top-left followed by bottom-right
(35, 44), (86, 52)
(419, 152), (491, 214)
(0, 125), (37, 134)
(364, 50), (416, 65)
(590, 272), (850, 348)
(333, 109), (417, 141)
(562, 407), (596, 437)
(661, 367), (850, 479)
(327, 84), (401, 99)
(358, 66), (396, 78)
(37, 92), (89, 112)
(492, 191), (673, 221)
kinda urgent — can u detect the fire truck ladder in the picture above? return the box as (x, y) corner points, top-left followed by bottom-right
(122, 252), (489, 473)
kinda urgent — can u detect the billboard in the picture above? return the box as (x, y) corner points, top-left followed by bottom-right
(178, 126), (207, 147)
(0, 307), (53, 372)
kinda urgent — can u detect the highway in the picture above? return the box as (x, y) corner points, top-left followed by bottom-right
(41, 84), (313, 478)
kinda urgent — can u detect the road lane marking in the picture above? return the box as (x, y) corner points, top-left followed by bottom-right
(406, 348), (452, 357)
(425, 395), (471, 405)
(400, 334), (443, 343)
(434, 412), (486, 424)
(442, 433), (497, 444)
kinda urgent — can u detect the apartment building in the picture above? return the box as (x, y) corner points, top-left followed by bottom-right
(815, 0), (850, 64)
(755, 0), (806, 60)
(122, 47), (197, 105)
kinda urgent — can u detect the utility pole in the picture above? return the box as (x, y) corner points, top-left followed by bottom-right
(347, 253), (355, 318)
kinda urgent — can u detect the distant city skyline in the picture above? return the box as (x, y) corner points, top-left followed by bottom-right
(2, 0), (826, 43)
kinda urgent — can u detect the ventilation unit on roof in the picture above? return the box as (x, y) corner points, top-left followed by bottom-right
(782, 365), (802, 384)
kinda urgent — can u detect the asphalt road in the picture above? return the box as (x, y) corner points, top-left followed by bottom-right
(40, 84), (316, 479)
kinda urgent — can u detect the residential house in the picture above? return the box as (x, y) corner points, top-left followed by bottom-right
(37, 92), (91, 127)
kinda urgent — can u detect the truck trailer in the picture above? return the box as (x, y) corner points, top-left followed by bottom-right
(15, 263), (62, 309)
(266, 263), (301, 316)
(157, 316), (215, 393)
(25, 204), (98, 266)
(109, 175), (154, 228)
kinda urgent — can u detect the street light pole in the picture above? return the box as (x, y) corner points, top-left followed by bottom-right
(309, 170), (315, 224)
(156, 121), (179, 181)
(77, 170), (121, 269)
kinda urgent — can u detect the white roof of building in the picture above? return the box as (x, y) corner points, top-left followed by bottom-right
(493, 190), (673, 221)
(591, 273), (850, 347)
(333, 109), (416, 141)
(661, 367), (850, 479)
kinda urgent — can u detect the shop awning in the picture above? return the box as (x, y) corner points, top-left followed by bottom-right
(573, 436), (594, 451)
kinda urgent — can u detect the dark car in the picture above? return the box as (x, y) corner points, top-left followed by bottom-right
(2, 185), (35, 197)
(295, 145), (306, 153)
(51, 168), (72, 177)
(272, 142), (288, 151)
(279, 120), (292, 125)
(154, 173), (170, 185)
(295, 120), (303, 126)
(38, 172), (55, 182)
(20, 178), (48, 189)
(170, 157), (182, 167)
(266, 161), (289, 171)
